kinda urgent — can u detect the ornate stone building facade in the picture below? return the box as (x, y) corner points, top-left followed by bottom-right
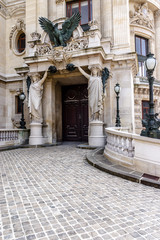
(0, 0), (160, 144)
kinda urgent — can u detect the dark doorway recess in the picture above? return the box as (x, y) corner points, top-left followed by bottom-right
(62, 84), (88, 141)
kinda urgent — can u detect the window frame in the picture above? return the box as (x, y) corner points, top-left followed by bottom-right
(17, 32), (26, 53)
(66, 0), (92, 29)
(135, 35), (148, 77)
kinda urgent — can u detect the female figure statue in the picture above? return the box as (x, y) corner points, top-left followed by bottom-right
(78, 66), (103, 121)
(28, 70), (48, 123)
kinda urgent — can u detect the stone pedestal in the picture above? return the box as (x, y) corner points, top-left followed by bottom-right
(29, 122), (43, 145)
(89, 121), (105, 147)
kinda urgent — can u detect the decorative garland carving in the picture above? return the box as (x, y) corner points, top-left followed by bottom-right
(64, 38), (88, 52)
(9, 19), (25, 49)
(35, 38), (88, 57)
(35, 44), (52, 56)
(130, 3), (154, 30)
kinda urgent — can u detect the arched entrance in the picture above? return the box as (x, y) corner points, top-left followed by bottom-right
(62, 84), (88, 141)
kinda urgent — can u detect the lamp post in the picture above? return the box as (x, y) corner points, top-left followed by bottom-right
(114, 83), (121, 127)
(141, 53), (160, 139)
(19, 92), (26, 129)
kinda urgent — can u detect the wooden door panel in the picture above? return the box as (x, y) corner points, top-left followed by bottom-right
(63, 102), (80, 140)
(62, 84), (88, 141)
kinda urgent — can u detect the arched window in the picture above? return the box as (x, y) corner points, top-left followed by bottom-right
(17, 33), (26, 53)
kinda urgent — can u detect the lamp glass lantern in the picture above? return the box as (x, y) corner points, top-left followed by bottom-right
(114, 83), (121, 95)
(19, 92), (26, 101)
(19, 92), (26, 129)
(145, 53), (156, 71)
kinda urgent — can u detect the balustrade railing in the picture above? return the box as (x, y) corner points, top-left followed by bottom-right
(0, 129), (29, 146)
(105, 128), (135, 158)
(0, 130), (19, 141)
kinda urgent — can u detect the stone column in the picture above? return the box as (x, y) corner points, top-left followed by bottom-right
(101, 0), (112, 39)
(26, 0), (48, 53)
(52, 79), (57, 144)
(112, 0), (130, 49)
(42, 78), (57, 144)
(155, 10), (160, 81)
(92, 0), (101, 31)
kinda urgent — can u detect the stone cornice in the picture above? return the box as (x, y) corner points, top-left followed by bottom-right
(0, 73), (24, 82)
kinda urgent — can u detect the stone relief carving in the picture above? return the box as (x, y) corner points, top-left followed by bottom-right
(35, 44), (52, 56)
(35, 38), (88, 58)
(9, 19), (25, 49)
(29, 32), (41, 48)
(56, 0), (64, 4)
(64, 38), (88, 52)
(130, 3), (154, 30)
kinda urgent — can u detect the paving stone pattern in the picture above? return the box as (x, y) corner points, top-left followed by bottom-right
(0, 144), (160, 240)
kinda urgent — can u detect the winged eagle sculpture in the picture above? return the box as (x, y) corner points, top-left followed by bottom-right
(39, 12), (81, 47)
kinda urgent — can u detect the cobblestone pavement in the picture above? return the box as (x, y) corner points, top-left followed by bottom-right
(0, 144), (160, 240)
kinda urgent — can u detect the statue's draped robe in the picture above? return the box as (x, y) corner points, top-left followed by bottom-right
(28, 81), (43, 123)
(88, 76), (103, 119)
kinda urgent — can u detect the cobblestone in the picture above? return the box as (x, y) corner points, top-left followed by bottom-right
(0, 143), (160, 240)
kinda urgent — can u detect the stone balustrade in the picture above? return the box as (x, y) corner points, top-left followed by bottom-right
(106, 128), (134, 159)
(0, 129), (19, 141)
(0, 129), (29, 146)
(104, 127), (160, 176)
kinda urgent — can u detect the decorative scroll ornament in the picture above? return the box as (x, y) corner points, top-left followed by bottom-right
(9, 19), (25, 49)
(130, 3), (154, 30)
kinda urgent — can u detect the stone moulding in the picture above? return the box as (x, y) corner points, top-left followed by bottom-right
(0, 3), (6, 17)
(9, 18), (26, 52)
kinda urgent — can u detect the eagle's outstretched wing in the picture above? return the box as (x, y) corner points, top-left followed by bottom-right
(61, 12), (81, 42)
(39, 17), (56, 43)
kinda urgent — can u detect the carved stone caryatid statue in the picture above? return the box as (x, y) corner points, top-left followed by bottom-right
(78, 66), (103, 121)
(28, 70), (48, 123)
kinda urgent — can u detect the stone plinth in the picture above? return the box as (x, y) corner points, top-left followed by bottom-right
(29, 122), (43, 145)
(89, 121), (105, 147)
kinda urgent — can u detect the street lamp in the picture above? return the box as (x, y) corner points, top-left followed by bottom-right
(19, 92), (26, 129)
(141, 53), (160, 139)
(114, 83), (121, 127)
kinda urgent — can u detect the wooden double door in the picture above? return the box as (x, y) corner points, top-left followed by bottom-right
(62, 84), (88, 141)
